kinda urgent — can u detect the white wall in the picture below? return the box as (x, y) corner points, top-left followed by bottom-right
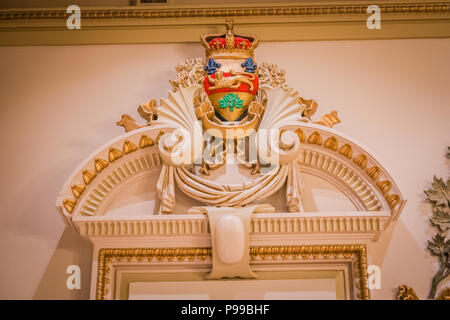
(0, 38), (448, 299)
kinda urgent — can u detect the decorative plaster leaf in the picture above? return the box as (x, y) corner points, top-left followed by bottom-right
(170, 58), (204, 91)
(427, 234), (448, 256)
(258, 86), (305, 130)
(430, 207), (450, 232)
(313, 110), (341, 128)
(258, 63), (288, 91)
(397, 285), (420, 300)
(154, 85), (200, 134)
(138, 99), (158, 122)
(423, 153), (450, 299)
(117, 114), (144, 132)
(436, 287), (450, 300)
(424, 176), (450, 207)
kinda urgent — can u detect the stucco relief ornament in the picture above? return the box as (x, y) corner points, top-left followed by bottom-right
(146, 21), (341, 279)
(151, 20), (333, 217)
(114, 21), (343, 279)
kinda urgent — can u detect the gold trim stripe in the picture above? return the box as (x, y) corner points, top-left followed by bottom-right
(96, 245), (369, 300)
(1, 3), (450, 20)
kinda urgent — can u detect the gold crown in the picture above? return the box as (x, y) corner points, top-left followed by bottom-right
(201, 20), (259, 60)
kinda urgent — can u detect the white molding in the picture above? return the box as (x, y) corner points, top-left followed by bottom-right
(54, 123), (406, 297)
(58, 122), (405, 238)
(73, 210), (390, 244)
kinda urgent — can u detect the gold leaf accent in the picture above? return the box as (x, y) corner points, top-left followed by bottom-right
(436, 287), (450, 300)
(123, 140), (138, 154)
(377, 180), (392, 195)
(116, 114), (142, 133)
(259, 63), (288, 91)
(138, 99), (157, 122)
(307, 131), (322, 145)
(339, 144), (353, 159)
(397, 285), (419, 300)
(71, 184), (85, 199)
(193, 94), (202, 107)
(155, 131), (165, 145)
(353, 154), (368, 169)
(299, 97), (318, 119)
(366, 166), (380, 180)
(108, 147), (123, 162)
(139, 134), (155, 148)
(386, 194), (400, 209)
(94, 158), (109, 173)
(82, 169), (97, 185)
(63, 198), (77, 213)
(324, 136), (338, 151)
(295, 128), (306, 143)
(313, 110), (341, 128)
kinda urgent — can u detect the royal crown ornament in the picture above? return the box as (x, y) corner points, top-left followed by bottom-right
(201, 20), (259, 121)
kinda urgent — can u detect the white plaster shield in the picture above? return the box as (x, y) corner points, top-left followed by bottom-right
(215, 215), (245, 264)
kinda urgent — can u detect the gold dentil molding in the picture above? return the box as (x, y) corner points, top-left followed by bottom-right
(0, 1), (449, 45)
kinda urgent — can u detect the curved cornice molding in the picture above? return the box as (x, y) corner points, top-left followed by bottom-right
(56, 122), (406, 243)
(56, 125), (166, 226)
(1, 1), (449, 45)
(293, 123), (406, 217)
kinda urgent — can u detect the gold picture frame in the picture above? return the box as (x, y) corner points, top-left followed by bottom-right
(96, 244), (369, 300)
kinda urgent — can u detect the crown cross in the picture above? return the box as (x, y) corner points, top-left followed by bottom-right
(201, 20), (259, 60)
(225, 19), (235, 49)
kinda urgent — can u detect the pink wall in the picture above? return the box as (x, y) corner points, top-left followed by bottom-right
(0, 39), (449, 299)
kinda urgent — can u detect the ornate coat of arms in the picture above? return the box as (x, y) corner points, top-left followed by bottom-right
(142, 20), (342, 216)
(202, 20), (259, 122)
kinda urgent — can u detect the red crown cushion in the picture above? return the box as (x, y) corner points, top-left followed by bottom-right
(208, 37), (251, 48)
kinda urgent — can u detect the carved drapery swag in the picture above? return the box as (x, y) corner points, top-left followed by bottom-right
(157, 162), (302, 214)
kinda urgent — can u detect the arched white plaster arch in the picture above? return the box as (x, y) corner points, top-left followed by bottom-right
(57, 122), (405, 242)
